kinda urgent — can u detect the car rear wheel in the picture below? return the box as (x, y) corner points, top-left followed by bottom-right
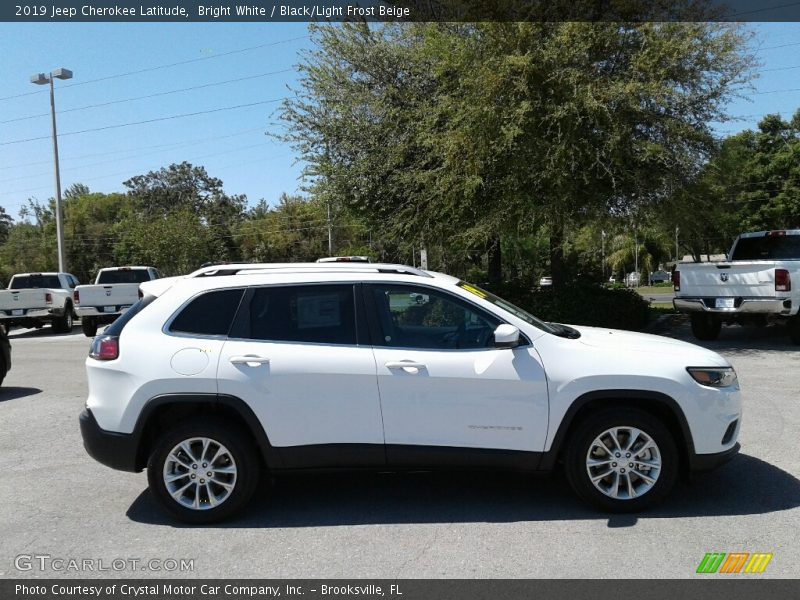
(147, 419), (260, 523)
(690, 313), (721, 341)
(564, 408), (678, 512)
(52, 306), (73, 333)
(81, 317), (98, 337)
(789, 316), (800, 345)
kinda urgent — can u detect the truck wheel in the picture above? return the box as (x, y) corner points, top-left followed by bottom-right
(81, 317), (98, 338)
(690, 314), (721, 341)
(147, 419), (260, 524)
(564, 408), (679, 512)
(52, 308), (73, 333)
(789, 317), (800, 345)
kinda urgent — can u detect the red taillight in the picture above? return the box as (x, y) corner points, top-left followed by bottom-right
(767, 230), (787, 237)
(73, 290), (80, 304)
(90, 336), (119, 360)
(776, 268), (791, 292)
(672, 270), (680, 292)
(45, 292), (53, 305)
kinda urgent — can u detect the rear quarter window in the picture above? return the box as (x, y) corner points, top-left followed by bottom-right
(169, 288), (245, 337)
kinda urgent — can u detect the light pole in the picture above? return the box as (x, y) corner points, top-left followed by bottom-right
(31, 68), (72, 273)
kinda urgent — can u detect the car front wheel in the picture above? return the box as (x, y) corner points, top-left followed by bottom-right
(147, 419), (260, 523)
(564, 408), (678, 512)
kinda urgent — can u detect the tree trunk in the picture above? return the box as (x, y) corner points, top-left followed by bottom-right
(487, 236), (502, 290)
(550, 221), (566, 289)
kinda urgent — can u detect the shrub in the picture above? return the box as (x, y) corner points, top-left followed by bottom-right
(495, 283), (651, 331)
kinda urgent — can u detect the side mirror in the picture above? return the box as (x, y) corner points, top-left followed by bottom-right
(493, 324), (520, 349)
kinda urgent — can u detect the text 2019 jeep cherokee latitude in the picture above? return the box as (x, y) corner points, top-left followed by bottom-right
(79, 263), (741, 523)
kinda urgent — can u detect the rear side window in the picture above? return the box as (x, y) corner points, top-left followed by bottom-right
(731, 235), (800, 260)
(10, 274), (61, 289)
(105, 296), (156, 336)
(231, 285), (357, 345)
(169, 289), (244, 337)
(97, 269), (152, 284)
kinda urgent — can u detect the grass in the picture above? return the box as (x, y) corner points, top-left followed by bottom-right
(634, 285), (675, 296)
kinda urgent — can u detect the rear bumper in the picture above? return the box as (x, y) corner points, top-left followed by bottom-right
(79, 408), (140, 472)
(674, 297), (791, 315)
(75, 306), (123, 319)
(689, 443), (740, 472)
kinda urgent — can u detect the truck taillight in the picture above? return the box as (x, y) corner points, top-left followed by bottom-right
(73, 290), (80, 304)
(672, 270), (680, 292)
(776, 268), (791, 292)
(89, 336), (119, 360)
(45, 292), (53, 305)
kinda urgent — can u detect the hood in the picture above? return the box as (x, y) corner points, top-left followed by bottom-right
(569, 325), (730, 367)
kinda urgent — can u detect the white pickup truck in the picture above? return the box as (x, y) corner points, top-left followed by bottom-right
(74, 266), (160, 337)
(0, 272), (79, 333)
(673, 230), (800, 343)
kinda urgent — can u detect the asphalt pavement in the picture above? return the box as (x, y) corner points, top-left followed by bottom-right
(0, 322), (798, 579)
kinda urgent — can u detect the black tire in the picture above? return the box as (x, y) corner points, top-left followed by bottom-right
(564, 408), (679, 513)
(789, 316), (800, 345)
(81, 317), (98, 338)
(147, 419), (260, 524)
(52, 304), (74, 333)
(690, 313), (721, 341)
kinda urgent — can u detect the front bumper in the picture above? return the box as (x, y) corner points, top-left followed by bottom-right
(79, 408), (140, 472)
(689, 442), (740, 472)
(674, 297), (791, 315)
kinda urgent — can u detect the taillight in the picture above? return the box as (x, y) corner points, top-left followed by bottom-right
(672, 270), (680, 292)
(89, 335), (119, 360)
(73, 290), (80, 304)
(767, 230), (787, 237)
(776, 268), (791, 292)
(45, 292), (53, 305)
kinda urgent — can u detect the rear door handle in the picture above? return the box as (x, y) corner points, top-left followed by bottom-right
(229, 355), (270, 366)
(385, 361), (426, 374)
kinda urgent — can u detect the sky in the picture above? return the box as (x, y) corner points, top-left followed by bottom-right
(0, 21), (799, 221)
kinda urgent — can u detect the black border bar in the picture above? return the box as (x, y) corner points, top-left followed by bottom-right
(4, 1), (800, 23)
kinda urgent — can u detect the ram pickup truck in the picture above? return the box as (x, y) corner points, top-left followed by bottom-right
(0, 272), (79, 333)
(673, 230), (800, 343)
(74, 266), (159, 337)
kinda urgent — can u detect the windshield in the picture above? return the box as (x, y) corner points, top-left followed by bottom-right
(456, 281), (556, 334)
(97, 269), (151, 284)
(731, 235), (800, 261)
(10, 275), (61, 289)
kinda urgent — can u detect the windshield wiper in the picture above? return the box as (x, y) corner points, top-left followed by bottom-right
(548, 323), (581, 339)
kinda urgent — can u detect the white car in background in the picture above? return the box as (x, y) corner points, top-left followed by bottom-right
(73, 266), (160, 337)
(80, 262), (741, 523)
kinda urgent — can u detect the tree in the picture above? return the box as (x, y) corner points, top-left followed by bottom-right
(281, 19), (754, 287)
(124, 162), (247, 263)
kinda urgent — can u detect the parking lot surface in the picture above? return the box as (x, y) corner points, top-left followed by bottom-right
(0, 323), (798, 579)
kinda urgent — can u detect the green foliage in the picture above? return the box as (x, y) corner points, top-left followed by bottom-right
(501, 284), (651, 331)
(281, 21), (754, 286)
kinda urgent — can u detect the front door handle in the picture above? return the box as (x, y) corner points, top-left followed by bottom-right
(229, 355), (270, 367)
(385, 361), (426, 374)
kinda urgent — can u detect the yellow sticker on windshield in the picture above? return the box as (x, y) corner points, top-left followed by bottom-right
(459, 283), (487, 299)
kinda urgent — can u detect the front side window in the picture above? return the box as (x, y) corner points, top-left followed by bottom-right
(169, 288), (245, 337)
(231, 285), (357, 345)
(370, 285), (500, 349)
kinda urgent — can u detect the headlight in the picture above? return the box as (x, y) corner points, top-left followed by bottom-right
(687, 367), (738, 388)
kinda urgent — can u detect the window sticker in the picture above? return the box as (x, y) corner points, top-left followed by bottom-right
(296, 294), (341, 329)
(457, 282), (487, 299)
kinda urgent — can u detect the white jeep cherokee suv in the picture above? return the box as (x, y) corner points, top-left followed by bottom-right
(79, 263), (742, 523)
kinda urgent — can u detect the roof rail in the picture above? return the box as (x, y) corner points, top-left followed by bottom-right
(189, 262), (433, 278)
